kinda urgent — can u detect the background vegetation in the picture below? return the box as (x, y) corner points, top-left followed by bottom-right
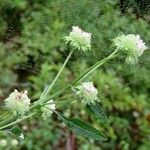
(0, 0), (150, 149)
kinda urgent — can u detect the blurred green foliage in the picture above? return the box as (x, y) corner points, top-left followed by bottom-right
(0, 0), (150, 149)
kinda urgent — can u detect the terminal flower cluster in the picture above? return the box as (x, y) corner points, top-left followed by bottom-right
(64, 26), (91, 52)
(113, 34), (147, 64)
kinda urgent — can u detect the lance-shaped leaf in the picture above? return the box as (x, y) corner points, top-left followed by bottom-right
(56, 112), (107, 141)
(86, 102), (108, 124)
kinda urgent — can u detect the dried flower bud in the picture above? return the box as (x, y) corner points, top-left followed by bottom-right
(4, 89), (30, 115)
(76, 82), (99, 105)
(42, 100), (56, 120)
(113, 34), (147, 64)
(64, 26), (91, 52)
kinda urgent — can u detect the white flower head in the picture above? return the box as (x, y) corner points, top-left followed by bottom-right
(42, 100), (56, 120)
(64, 26), (91, 52)
(4, 89), (30, 115)
(113, 34), (147, 64)
(76, 82), (99, 105)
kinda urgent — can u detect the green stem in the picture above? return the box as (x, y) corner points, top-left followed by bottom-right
(40, 49), (74, 101)
(0, 112), (37, 130)
(42, 49), (118, 102)
(55, 98), (76, 104)
(72, 49), (118, 84)
(56, 93), (73, 100)
(31, 49), (118, 110)
(30, 49), (74, 110)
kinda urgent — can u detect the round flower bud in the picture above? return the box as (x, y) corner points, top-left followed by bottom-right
(4, 89), (30, 115)
(76, 82), (99, 105)
(42, 100), (56, 120)
(64, 26), (91, 52)
(113, 34), (147, 64)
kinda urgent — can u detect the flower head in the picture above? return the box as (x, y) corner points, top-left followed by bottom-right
(64, 26), (91, 52)
(113, 34), (147, 64)
(76, 82), (99, 105)
(4, 89), (30, 115)
(42, 100), (56, 120)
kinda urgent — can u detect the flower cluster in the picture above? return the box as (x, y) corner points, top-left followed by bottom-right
(4, 90), (30, 115)
(41, 100), (56, 120)
(76, 82), (99, 105)
(64, 26), (91, 52)
(113, 34), (147, 64)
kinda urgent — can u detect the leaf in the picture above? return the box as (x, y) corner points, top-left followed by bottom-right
(56, 112), (107, 141)
(9, 127), (24, 140)
(86, 103), (108, 124)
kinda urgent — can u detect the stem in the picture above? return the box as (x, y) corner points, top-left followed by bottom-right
(40, 49), (74, 101)
(72, 49), (118, 84)
(42, 49), (118, 102)
(31, 49), (118, 110)
(0, 112), (37, 130)
(30, 49), (74, 110)
(56, 93), (73, 100)
(56, 98), (76, 104)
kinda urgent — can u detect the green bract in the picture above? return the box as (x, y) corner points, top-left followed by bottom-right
(64, 26), (91, 52)
(114, 34), (147, 64)
(76, 82), (99, 105)
(4, 90), (30, 115)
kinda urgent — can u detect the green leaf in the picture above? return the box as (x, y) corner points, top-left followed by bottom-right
(86, 103), (108, 124)
(9, 127), (24, 140)
(56, 112), (107, 141)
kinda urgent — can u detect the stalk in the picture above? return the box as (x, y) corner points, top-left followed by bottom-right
(39, 49), (74, 102)
(41, 49), (119, 103)
(0, 112), (37, 130)
(30, 49), (74, 110)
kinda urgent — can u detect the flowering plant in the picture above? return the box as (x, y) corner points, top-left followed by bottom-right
(0, 26), (147, 141)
